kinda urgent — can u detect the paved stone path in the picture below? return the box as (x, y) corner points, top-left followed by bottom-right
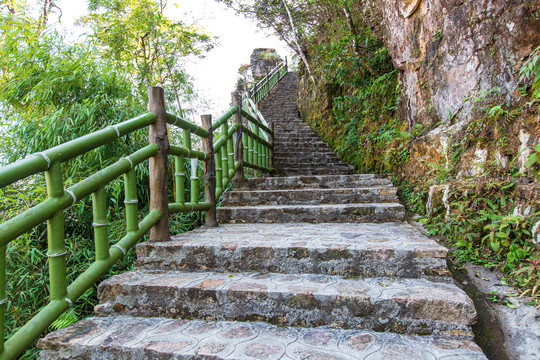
(38, 73), (488, 359)
(39, 316), (486, 360)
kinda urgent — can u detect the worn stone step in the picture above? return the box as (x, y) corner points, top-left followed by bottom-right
(136, 223), (449, 279)
(274, 163), (351, 171)
(274, 154), (343, 162)
(94, 270), (476, 337)
(38, 316), (487, 360)
(221, 187), (398, 206)
(274, 162), (350, 169)
(216, 203), (405, 223)
(238, 174), (393, 190)
(274, 145), (333, 152)
(273, 167), (355, 176)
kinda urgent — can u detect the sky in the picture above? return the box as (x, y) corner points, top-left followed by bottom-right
(53, 0), (294, 120)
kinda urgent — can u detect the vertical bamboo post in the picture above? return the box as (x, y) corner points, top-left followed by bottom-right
(269, 122), (274, 169)
(232, 92), (244, 186)
(46, 162), (67, 301)
(92, 187), (109, 261)
(242, 134), (248, 164)
(124, 169), (138, 233)
(174, 155), (185, 204)
(147, 86), (170, 242)
(0, 245), (6, 354)
(190, 158), (199, 204)
(201, 114), (217, 227)
(221, 122), (230, 187)
(215, 150), (223, 197)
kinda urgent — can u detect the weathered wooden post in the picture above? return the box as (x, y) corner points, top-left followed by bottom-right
(147, 86), (170, 242)
(201, 114), (217, 227)
(232, 92), (244, 186)
(269, 121), (274, 169)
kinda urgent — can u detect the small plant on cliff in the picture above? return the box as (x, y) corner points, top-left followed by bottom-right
(519, 45), (540, 99)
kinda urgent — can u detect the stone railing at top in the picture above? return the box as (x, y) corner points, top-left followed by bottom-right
(248, 58), (288, 104)
(0, 82), (281, 359)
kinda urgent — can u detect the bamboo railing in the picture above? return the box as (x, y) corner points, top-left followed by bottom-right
(0, 61), (284, 359)
(248, 58), (288, 104)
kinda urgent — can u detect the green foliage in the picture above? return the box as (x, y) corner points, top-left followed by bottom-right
(415, 179), (540, 307)
(525, 143), (540, 179)
(79, 0), (213, 113)
(519, 45), (540, 99)
(0, 1), (213, 358)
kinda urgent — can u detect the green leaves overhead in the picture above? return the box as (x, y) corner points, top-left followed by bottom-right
(79, 0), (214, 101)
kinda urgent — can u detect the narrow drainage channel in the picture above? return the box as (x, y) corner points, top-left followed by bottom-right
(449, 262), (510, 360)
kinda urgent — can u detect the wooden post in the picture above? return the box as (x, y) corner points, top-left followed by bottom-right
(201, 114), (217, 227)
(269, 122), (274, 170)
(232, 92), (244, 186)
(147, 86), (170, 242)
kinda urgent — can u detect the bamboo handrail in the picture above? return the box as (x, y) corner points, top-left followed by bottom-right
(0, 68), (288, 357)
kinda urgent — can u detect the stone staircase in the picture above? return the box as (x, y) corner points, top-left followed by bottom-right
(259, 72), (354, 176)
(38, 73), (487, 359)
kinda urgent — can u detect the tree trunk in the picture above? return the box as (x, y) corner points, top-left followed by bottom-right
(281, 0), (317, 85)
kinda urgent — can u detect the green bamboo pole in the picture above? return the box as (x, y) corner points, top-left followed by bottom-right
(221, 120), (230, 189)
(190, 158), (199, 205)
(240, 109), (273, 135)
(0, 113), (156, 189)
(0, 210), (162, 360)
(169, 202), (211, 213)
(0, 145), (157, 248)
(45, 162), (68, 302)
(92, 187), (108, 262)
(241, 125), (272, 148)
(166, 113), (209, 138)
(169, 145), (208, 161)
(248, 134), (254, 164)
(215, 151), (223, 197)
(226, 121), (235, 180)
(253, 125), (260, 167)
(183, 129), (192, 205)
(124, 169), (138, 233)
(174, 155), (185, 204)
(210, 106), (237, 132)
(0, 245), (6, 354)
(220, 146), (229, 190)
(242, 133), (248, 163)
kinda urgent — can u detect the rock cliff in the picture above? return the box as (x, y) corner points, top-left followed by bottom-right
(363, 0), (538, 128)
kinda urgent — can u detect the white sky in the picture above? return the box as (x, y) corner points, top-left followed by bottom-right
(52, 0), (293, 120)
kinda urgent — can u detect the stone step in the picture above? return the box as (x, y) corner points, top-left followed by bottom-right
(274, 145), (333, 152)
(273, 162), (351, 170)
(94, 270), (476, 337)
(238, 174), (393, 190)
(136, 223), (450, 279)
(274, 137), (323, 142)
(274, 153), (343, 161)
(216, 203), (405, 223)
(273, 161), (349, 169)
(273, 167), (355, 176)
(221, 187), (398, 206)
(38, 316), (487, 360)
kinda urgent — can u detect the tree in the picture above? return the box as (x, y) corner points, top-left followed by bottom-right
(219, 0), (319, 84)
(79, 0), (214, 113)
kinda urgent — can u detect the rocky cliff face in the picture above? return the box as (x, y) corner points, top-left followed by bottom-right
(298, 0), (539, 188)
(363, 0), (539, 129)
